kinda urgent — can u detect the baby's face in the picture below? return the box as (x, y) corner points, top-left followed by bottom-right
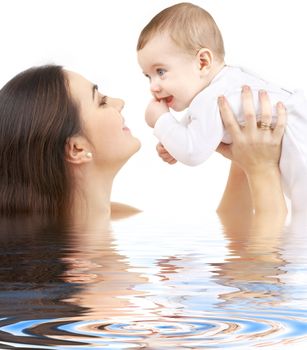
(137, 33), (206, 111)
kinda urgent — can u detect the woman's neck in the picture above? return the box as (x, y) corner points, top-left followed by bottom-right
(69, 165), (116, 229)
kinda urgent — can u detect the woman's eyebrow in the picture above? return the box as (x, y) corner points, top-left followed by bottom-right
(92, 84), (98, 100)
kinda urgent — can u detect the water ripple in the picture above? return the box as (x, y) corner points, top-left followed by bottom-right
(1, 311), (307, 349)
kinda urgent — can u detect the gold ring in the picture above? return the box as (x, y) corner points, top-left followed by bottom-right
(259, 121), (272, 130)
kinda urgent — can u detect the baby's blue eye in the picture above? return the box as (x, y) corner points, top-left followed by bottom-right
(157, 68), (166, 76)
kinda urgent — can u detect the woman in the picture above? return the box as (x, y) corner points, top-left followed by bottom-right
(0, 65), (140, 226)
(0, 65), (286, 226)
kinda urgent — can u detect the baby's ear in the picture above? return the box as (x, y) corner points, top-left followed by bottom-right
(65, 136), (93, 164)
(197, 48), (213, 71)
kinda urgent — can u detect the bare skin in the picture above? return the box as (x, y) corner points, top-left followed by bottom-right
(216, 86), (287, 239)
(216, 86), (287, 216)
(65, 71), (141, 229)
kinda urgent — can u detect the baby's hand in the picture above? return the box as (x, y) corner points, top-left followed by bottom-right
(145, 98), (169, 128)
(156, 142), (177, 164)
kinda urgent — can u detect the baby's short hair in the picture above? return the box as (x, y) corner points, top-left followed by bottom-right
(137, 2), (225, 62)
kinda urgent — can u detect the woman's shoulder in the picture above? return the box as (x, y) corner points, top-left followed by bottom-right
(111, 202), (142, 220)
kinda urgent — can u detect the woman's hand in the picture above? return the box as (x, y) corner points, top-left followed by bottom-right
(217, 85), (286, 175)
(216, 85), (287, 219)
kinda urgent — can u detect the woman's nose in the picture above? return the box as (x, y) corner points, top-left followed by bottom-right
(110, 97), (125, 111)
(116, 98), (125, 111)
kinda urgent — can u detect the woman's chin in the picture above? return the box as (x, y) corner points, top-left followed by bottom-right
(135, 138), (142, 152)
(119, 139), (142, 164)
(129, 137), (142, 154)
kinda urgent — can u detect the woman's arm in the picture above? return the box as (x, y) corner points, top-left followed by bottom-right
(216, 161), (253, 218)
(216, 86), (287, 231)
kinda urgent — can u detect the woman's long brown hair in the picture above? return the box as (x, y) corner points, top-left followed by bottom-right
(0, 65), (81, 217)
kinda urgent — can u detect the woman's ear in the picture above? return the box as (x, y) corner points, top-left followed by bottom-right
(197, 48), (213, 73)
(65, 136), (93, 164)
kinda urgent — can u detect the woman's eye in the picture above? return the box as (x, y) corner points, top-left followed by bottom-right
(157, 68), (166, 76)
(99, 95), (107, 106)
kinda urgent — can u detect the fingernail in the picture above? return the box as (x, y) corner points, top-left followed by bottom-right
(259, 89), (267, 97)
(277, 101), (286, 110)
(242, 85), (250, 93)
(218, 95), (225, 105)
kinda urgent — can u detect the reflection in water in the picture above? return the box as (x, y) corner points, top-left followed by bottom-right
(214, 216), (286, 309)
(59, 225), (147, 319)
(0, 216), (85, 348)
(0, 211), (307, 349)
(0, 212), (149, 348)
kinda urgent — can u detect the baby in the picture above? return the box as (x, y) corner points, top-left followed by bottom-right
(137, 2), (307, 212)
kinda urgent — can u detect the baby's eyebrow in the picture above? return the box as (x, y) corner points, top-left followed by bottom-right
(152, 63), (165, 68)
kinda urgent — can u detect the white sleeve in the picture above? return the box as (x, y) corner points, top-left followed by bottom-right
(153, 102), (224, 166)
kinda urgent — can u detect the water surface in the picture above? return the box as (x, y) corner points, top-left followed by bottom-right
(0, 210), (306, 349)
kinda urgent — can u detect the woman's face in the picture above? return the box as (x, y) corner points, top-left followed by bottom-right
(66, 71), (141, 166)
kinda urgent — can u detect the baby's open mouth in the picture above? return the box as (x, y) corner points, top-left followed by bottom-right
(164, 96), (173, 106)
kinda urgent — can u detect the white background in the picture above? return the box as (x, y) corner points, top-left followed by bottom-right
(1, 0), (307, 214)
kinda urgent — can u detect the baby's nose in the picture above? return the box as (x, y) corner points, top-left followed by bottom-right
(150, 79), (161, 93)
